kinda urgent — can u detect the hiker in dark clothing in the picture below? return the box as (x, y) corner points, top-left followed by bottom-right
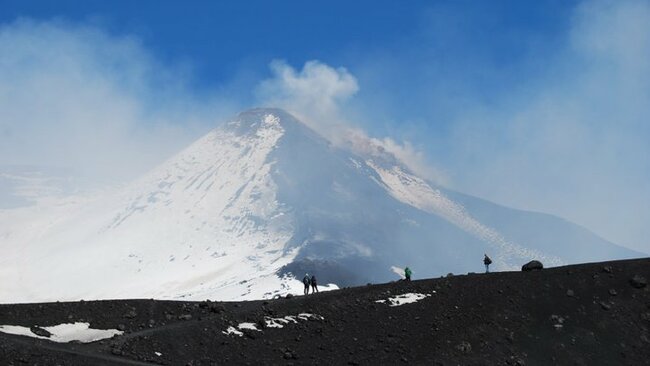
(484, 254), (492, 273)
(404, 267), (412, 281)
(303, 273), (311, 295)
(310, 275), (319, 293)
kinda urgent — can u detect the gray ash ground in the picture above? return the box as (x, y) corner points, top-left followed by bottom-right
(1, 258), (649, 365)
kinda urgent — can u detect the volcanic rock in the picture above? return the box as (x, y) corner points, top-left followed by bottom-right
(209, 304), (226, 313)
(630, 275), (647, 289)
(566, 289), (575, 297)
(602, 266), (613, 273)
(521, 260), (544, 271)
(29, 327), (50, 338)
(455, 341), (472, 353)
(609, 289), (618, 296)
(123, 309), (137, 319)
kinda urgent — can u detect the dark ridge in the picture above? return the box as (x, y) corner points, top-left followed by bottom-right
(1, 257), (649, 365)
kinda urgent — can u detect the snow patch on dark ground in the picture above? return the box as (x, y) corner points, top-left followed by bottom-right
(375, 292), (434, 306)
(0, 323), (122, 343)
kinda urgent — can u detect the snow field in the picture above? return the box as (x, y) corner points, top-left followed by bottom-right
(375, 292), (435, 307)
(0, 322), (122, 343)
(222, 313), (325, 336)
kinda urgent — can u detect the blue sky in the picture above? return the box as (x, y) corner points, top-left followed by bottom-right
(0, 0), (648, 253)
(0, 0), (575, 104)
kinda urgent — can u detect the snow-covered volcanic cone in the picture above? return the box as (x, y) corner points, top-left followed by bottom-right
(0, 108), (640, 303)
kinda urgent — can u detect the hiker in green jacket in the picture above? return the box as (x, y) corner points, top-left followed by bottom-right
(404, 267), (412, 281)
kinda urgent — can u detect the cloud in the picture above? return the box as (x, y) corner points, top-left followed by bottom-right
(255, 59), (359, 126)
(338, 128), (450, 186)
(0, 19), (240, 183)
(436, 0), (650, 252)
(0, 18), (443, 189)
(255, 60), (448, 184)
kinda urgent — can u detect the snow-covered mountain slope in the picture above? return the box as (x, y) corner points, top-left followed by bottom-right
(0, 166), (78, 209)
(1, 111), (328, 303)
(0, 108), (641, 303)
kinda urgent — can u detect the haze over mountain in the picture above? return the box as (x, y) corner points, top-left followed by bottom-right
(0, 108), (641, 303)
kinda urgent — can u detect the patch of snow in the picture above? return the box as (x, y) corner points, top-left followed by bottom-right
(237, 322), (260, 331)
(0, 322), (122, 343)
(265, 317), (292, 328)
(264, 313), (324, 328)
(223, 313), (325, 335)
(375, 292), (434, 307)
(222, 326), (243, 337)
(154, 352), (162, 356)
(0, 325), (38, 338)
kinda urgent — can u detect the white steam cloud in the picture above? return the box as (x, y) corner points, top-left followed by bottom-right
(0, 20), (440, 188)
(255, 60), (448, 184)
(255, 60), (358, 126)
(441, 0), (650, 252)
(0, 19), (239, 183)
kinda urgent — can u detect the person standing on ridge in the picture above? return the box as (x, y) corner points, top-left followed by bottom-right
(404, 267), (412, 281)
(484, 254), (492, 273)
(310, 274), (319, 293)
(303, 273), (311, 295)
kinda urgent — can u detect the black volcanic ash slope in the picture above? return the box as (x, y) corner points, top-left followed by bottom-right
(1, 258), (649, 365)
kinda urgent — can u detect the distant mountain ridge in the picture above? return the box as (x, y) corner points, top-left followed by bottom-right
(0, 108), (641, 303)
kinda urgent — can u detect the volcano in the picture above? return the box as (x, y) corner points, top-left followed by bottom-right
(0, 108), (641, 303)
